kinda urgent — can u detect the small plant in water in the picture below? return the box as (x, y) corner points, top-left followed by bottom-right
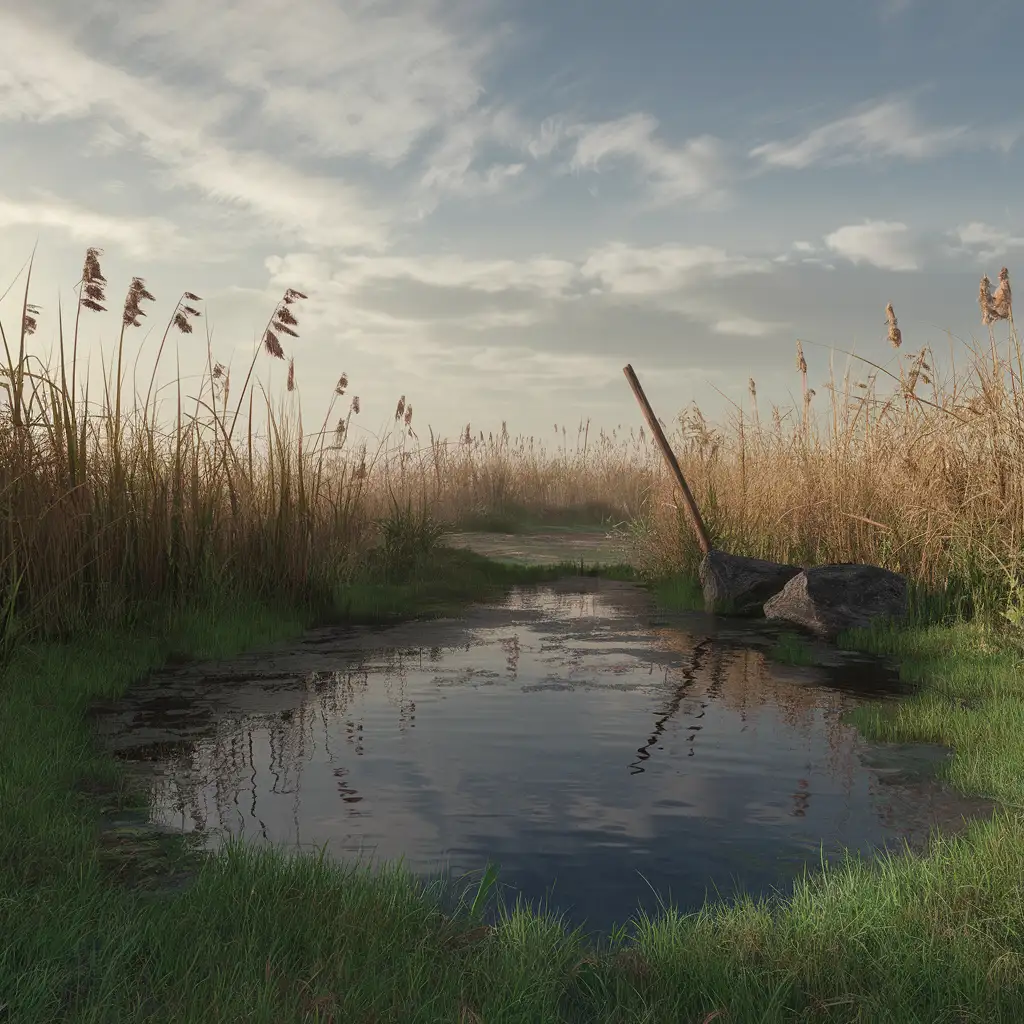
(463, 861), (501, 921)
(771, 630), (815, 666)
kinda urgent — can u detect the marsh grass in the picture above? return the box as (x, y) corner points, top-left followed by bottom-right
(770, 630), (816, 666)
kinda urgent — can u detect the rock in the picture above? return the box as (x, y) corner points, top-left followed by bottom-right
(699, 549), (803, 615)
(763, 563), (908, 640)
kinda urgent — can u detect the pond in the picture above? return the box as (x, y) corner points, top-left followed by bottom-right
(88, 577), (998, 941)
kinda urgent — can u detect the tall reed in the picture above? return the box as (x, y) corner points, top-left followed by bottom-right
(636, 272), (1022, 620)
(0, 248), (366, 652)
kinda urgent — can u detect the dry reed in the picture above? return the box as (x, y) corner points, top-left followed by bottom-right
(0, 246), (1020, 652)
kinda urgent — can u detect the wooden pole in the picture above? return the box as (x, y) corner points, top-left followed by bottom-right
(623, 363), (712, 556)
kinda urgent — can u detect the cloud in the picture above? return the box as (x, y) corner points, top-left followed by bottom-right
(712, 317), (783, 338)
(749, 98), (970, 170)
(568, 114), (729, 204)
(418, 112), (529, 199)
(74, 0), (499, 166)
(270, 252), (580, 299)
(0, 195), (184, 259)
(824, 221), (920, 271)
(951, 222), (1024, 262)
(0, 9), (417, 250)
(579, 242), (771, 296)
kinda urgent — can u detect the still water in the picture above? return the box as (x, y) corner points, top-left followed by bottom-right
(90, 578), (996, 939)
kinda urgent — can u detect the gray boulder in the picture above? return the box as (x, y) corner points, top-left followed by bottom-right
(764, 563), (908, 640)
(699, 549), (803, 615)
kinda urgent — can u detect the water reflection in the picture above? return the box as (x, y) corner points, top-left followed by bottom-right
(91, 580), (998, 939)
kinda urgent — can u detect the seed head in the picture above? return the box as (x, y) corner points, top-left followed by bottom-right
(80, 247), (107, 312)
(263, 329), (285, 359)
(123, 277), (155, 328)
(980, 275), (999, 325)
(23, 303), (40, 336)
(350, 396), (360, 414)
(287, 357), (295, 392)
(993, 267), (1012, 320)
(394, 395), (405, 422)
(335, 372), (348, 396)
(173, 296), (203, 335)
(796, 340), (807, 375)
(885, 303), (902, 348)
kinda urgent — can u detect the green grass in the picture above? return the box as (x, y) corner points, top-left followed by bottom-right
(5, 556), (1024, 1022)
(770, 630), (817, 666)
(649, 573), (705, 612)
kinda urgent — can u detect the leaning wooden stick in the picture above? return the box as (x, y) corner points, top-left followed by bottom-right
(622, 363), (712, 556)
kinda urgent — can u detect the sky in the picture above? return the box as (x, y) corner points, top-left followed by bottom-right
(1, 0), (1022, 448)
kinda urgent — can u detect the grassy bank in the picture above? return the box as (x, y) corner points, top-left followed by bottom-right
(4, 554), (1024, 1023)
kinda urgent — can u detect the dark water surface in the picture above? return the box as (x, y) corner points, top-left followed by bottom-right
(89, 578), (998, 939)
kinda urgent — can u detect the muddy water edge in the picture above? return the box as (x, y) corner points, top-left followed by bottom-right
(87, 532), (1000, 942)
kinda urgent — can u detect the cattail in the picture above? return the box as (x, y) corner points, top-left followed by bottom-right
(885, 303), (902, 348)
(286, 357), (295, 392)
(122, 276), (155, 327)
(980, 275), (999, 325)
(993, 267), (1013, 320)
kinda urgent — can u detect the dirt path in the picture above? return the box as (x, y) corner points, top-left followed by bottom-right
(441, 529), (634, 567)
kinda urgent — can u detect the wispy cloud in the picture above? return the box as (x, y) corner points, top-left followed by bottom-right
(0, 195), (183, 259)
(579, 242), (770, 296)
(270, 251), (579, 300)
(80, 0), (498, 165)
(0, 10), (392, 251)
(749, 98), (971, 169)
(712, 316), (784, 338)
(824, 220), (920, 271)
(951, 222), (1024, 262)
(568, 114), (729, 204)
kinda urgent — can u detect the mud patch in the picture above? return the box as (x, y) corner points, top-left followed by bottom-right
(442, 529), (633, 567)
